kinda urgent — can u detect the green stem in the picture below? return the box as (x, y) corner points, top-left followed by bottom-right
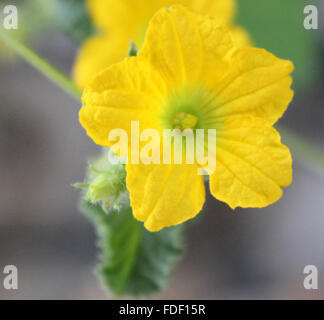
(0, 30), (82, 101)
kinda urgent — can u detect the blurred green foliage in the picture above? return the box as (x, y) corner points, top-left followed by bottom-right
(81, 201), (183, 297)
(237, 0), (321, 91)
(53, 0), (94, 42)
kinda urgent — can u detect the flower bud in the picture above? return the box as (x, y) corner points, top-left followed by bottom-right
(75, 150), (128, 212)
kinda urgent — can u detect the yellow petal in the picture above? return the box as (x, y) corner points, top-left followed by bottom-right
(73, 33), (129, 88)
(88, 0), (174, 42)
(229, 26), (252, 47)
(210, 115), (293, 209)
(126, 163), (205, 231)
(187, 0), (235, 24)
(88, 0), (236, 38)
(80, 56), (166, 146)
(209, 47), (294, 125)
(87, 0), (129, 31)
(79, 1), (245, 88)
(138, 5), (234, 88)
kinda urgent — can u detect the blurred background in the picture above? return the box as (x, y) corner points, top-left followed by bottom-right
(0, 0), (323, 299)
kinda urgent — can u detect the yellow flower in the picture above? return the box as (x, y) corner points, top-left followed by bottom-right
(79, 5), (294, 232)
(74, 0), (250, 88)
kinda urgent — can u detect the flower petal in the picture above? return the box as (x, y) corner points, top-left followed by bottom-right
(80, 56), (166, 146)
(126, 163), (205, 231)
(229, 26), (252, 47)
(88, 0), (236, 33)
(210, 115), (292, 209)
(87, 0), (147, 32)
(139, 5), (234, 87)
(73, 33), (129, 88)
(187, 0), (235, 24)
(209, 47), (294, 125)
(79, 1), (245, 88)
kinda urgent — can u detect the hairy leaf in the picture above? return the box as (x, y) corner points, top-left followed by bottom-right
(81, 201), (184, 297)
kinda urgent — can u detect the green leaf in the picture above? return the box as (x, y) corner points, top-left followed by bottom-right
(236, 0), (321, 91)
(80, 201), (184, 297)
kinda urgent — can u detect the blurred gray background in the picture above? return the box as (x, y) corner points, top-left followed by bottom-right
(0, 0), (324, 299)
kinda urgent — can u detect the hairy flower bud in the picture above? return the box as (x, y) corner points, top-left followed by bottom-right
(75, 150), (128, 212)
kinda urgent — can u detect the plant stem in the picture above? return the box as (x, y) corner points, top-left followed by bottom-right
(0, 30), (82, 101)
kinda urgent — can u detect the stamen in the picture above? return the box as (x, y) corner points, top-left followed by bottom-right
(172, 112), (198, 130)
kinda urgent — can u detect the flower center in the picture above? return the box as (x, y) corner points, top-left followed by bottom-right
(160, 85), (216, 131)
(172, 112), (198, 131)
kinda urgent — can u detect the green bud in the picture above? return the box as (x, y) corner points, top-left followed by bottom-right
(75, 150), (128, 212)
(127, 41), (138, 57)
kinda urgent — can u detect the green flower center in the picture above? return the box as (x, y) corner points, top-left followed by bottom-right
(160, 86), (216, 131)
